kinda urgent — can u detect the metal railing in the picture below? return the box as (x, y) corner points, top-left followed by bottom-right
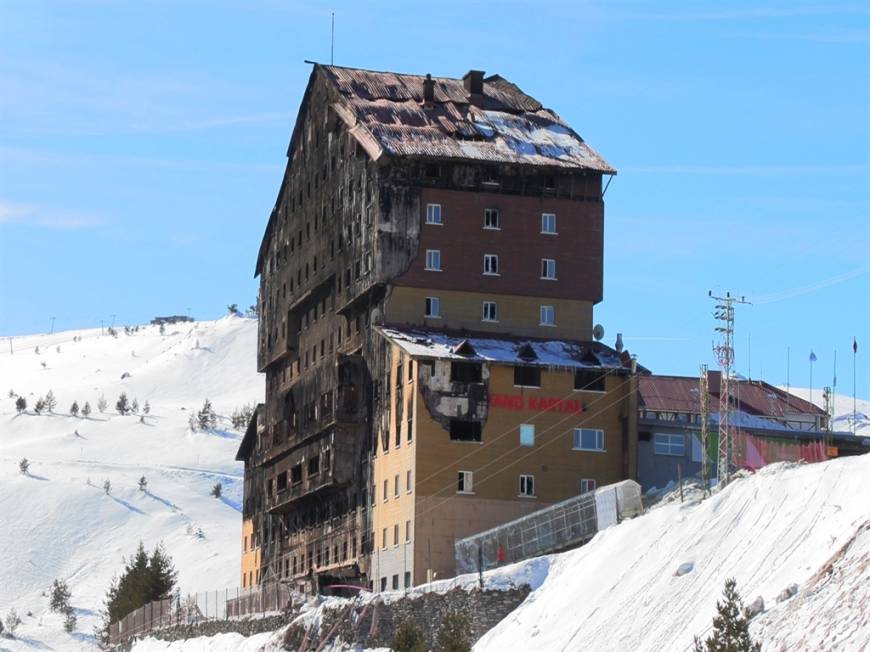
(108, 583), (293, 647)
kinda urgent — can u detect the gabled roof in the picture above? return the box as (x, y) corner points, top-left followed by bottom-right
(377, 325), (636, 371)
(235, 403), (264, 462)
(322, 65), (616, 172)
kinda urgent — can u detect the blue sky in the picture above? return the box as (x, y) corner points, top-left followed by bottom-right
(1, 1), (868, 398)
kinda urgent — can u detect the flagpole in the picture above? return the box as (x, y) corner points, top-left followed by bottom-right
(786, 347), (791, 411)
(833, 349), (837, 431)
(854, 337), (859, 435)
(810, 354), (813, 406)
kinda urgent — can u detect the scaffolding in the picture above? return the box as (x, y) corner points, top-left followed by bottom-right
(454, 480), (642, 574)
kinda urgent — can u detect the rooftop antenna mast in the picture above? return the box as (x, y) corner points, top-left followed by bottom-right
(709, 290), (750, 486)
(699, 363), (710, 495)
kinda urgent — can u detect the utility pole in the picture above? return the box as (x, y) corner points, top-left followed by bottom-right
(699, 363), (710, 495)
(823, 386), (833, 447)
(709, 291), (750, 486)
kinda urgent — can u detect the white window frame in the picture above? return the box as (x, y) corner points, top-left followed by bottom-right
(425, 203), (442, 225)
(654, 432), (686, 457)
(425, 249), (441, 271)
(483, 254), (500, 276)
(519, 423), (535, 447)
(425, 296), (441, 318)
(541, 258), (557, 280)
(540, 305), (556, 326)
(573, 428), (605, 452)
(580, 478), (597, 494)
(484, 208), (500, 230)
(541, 213), (557, 234)
(482, 301), (498, 322)
(457, 470), (474, 494)
(519, 474), (535, 497)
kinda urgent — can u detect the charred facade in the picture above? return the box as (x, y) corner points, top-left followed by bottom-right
(238, 64), (624, 593)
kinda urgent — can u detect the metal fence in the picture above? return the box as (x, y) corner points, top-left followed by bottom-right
(454, 480), (643, 574)
(109, 583), (293, 646)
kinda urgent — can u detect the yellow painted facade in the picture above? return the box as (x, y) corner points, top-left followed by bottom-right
(384, 286), (594, 341)
(240, 518), (261, 589)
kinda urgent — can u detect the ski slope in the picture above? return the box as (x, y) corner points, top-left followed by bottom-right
(0, 316), (262, 651)
(782, 386), (870, 438)
(476, 455), (870, 652)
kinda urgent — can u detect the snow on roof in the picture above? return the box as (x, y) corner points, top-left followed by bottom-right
(377, 325), (630, 370)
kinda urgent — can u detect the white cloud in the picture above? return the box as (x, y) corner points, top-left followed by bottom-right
(0, 200), (106, 229)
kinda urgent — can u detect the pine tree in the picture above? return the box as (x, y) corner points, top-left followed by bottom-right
(70, 401), (80, 417)
(49, 579), (72, 613)
(97, 394), (108, 413)
(34, 397), (45, 414)
(436, 609), (472, 652)
(35, 345), (40, 354)
(159, 322), (165, 335)
(5, 608), (21, 636)
(116, 392), (130, 415)
(19, 458), (30, 475)
(143, 400), (151, 415)
(82, 401), (92, 418)
(198, 399), (216, 431)
(694, 578), (762, 652)
(103, 479), (111, 495)
(15, 396), (27, 413)
(211, 482), (222, 498)
(138, 476), (148, 492)
(7, 388), (14, 398)
(227, 303), (239, 315)
(45, 390), (57, 412)
(63, 609), (76, 633)
(131, 398), (139, 414)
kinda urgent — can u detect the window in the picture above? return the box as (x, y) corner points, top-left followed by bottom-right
(514, 365), (541, 387)
(483, 254), (499, 275)
(691, 434), (704, 462)
(482, 301), (498, 322)
(654, 433), (686, 457)
(540, 305), (555, 326)
(426, 203), (442, 225)
(394, 474), (400, 498)
(573, 428), (605, 451)
(519, 424), (535, 447)
(541, 258), (556, 279)
(574, 369), (606, 392)
(425, 249), (441, 271)
(450, 362), (482, 383)
(406, 469), (412, 492)
(450, 420), (482, 442)
(404, 571), (412, 588)
(580, 478), (597, 494)
(393, 524), (399, 546)
(457, 470), (474, 493)
(425, 296), (441, 318)
(290, 464), (302, 485)
(484, 208), (500, 229)
(380, 577), (387, 592)
(392, 574), (399, 590)
(382, 528), (387, 549)
(383, 479), (389, 502)
(519, 474), (535, 497)
(307, 455), (320, 477)
(541, 213), (557, 234)
(405, 520), (411, 542)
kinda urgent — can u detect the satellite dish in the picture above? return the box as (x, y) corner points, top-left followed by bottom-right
(592, 324), (605, 341)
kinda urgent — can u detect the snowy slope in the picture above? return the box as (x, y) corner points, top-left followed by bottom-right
(0, 317), (262, 651)
(782, 386), (870, 438)
(475, 455), (870, 652)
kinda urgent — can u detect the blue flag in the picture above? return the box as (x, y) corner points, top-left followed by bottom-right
(809, 351), (817, 362)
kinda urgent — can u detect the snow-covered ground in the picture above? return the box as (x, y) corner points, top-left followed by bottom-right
(0, 316), (262, 651)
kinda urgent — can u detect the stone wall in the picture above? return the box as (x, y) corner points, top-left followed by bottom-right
(125, 585), (529, 651)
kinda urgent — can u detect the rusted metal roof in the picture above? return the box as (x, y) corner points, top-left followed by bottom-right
(321, 65), (616, 172)
(639, 373), (825, 417)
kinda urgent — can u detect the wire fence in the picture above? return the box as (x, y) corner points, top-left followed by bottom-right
(109, 583), (293, 646)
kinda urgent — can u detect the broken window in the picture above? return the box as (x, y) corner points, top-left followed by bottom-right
(307, 455), (320, 477)
(514, 366), (541, 387)
(574, 369), (606, 392)
(450, 419), (482, 442)
(457, 470), (473, 493)
(276, 471), (287, 493)
(450, 362), (482, 383)
(290, 464), (302, 485)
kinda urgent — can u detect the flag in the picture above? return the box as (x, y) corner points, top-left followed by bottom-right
(855, 337), (859, 354)
(809, 351), (817, 362)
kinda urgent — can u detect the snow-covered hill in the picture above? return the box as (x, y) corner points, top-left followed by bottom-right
(0, 317), (262, 650)
(782, 386), (870, 438)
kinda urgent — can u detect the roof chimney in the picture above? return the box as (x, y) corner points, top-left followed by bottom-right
(462, 69), (485, 96)
(422, 73), (435, 109)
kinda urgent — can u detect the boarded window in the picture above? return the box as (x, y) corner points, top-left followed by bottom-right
(574, 369), (606, 392)
(514, 366), (541, 387)
(450, 362), (482, 383)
